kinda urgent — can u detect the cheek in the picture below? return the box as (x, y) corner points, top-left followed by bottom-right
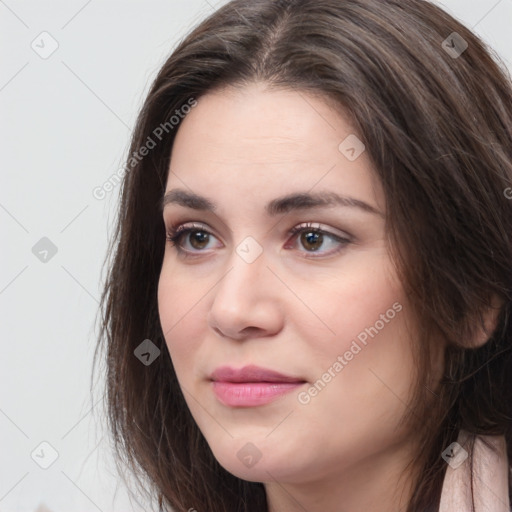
(157, 263), (207, 370)
(292, 251), (404, 350)
(157, 248), (419, 474)
(292, 287), (416, 471)
(294, 255), (416, 412)
(313, 300), (415, 431)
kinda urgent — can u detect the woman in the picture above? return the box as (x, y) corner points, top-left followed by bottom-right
(94, 0), (512, 510)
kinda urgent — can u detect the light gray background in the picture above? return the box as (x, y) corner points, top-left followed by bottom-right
(1, 1), (511, 511)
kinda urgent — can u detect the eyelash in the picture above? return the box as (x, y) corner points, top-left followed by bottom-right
(165, 222), (351, 259)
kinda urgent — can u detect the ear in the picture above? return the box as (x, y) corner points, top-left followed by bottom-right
(466, 294), (504, 348)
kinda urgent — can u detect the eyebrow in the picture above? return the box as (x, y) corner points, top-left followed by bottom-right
(160, 188), (383, 217)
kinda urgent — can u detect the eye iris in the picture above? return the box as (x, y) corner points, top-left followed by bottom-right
(301, 231), (323, 251)
(189, 230), (209, 249)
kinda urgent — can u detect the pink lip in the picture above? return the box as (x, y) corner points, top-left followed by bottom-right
(209, 365), (306, 407)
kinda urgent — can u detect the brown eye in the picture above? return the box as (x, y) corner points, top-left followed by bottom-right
(166, 223), (220, 255)
(187, 230), (210, 250)
(300, 230), (324, 251)
(286, 223), (351, 258)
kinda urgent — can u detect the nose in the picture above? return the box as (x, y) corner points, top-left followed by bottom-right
(207, 243), (284, 341)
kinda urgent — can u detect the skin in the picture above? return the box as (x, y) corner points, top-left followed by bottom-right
(157, 82), (427, 512)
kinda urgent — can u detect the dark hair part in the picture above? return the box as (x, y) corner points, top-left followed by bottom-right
(94, 0), (512, 510)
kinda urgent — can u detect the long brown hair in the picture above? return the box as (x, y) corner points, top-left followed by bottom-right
(93, 1), (512, 510)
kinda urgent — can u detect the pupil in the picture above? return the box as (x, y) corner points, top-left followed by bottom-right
(302, 231), (322, 251)
(187, 230), (324, 251)
(190, 231), (209, 249)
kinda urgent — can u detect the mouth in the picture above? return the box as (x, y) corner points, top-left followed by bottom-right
(209, 364), (307, 407)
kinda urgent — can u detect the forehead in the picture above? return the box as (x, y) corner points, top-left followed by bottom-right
(165, 83), (385, 214)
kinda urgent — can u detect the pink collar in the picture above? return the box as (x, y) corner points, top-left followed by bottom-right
(439, 430), (510, 511)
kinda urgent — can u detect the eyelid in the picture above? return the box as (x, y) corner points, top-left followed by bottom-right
(165, 221), (223, 255)
(289, 222), (351, 240)
(164, 220), (350, 240)
(284, 222), (352, 258)
(165, 220), (352, 259)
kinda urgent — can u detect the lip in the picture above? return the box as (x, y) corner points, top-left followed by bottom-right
(210, 364), (305, 384)
(209, 365), (306, 407)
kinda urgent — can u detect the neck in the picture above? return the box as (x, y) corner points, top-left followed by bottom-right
(265, 437), (420, 512)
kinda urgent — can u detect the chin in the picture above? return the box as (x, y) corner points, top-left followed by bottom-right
(207, 437), (306, 484)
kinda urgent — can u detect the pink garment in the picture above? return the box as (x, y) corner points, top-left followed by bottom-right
(439, 430), (510, 512)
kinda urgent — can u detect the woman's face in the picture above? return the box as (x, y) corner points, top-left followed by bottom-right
(158, 83), (419, 492)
